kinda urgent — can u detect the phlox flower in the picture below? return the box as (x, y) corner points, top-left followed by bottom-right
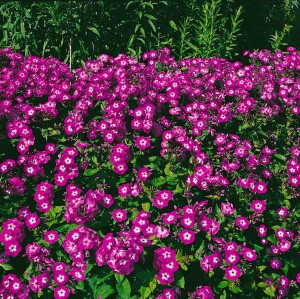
(225, 265), (241, 281)
(54, 286), (70, 299)
(250, 200), (266, 213)
(235, 216), (249, 230)
(179, 229), (195, 244)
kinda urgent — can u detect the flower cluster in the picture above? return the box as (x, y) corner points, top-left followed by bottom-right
(1, 46), (300, 298)
(154, 246), (179, 285)
(54, 147), (79, 186)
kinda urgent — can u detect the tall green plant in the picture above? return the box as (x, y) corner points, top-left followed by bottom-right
(169, 0), (243, 59)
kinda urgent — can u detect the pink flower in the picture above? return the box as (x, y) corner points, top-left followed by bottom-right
(256, 181), (267, 194)
(241, 248), (257, 262)
(235, 216), (249, 230)
(54, 271), (68, 286)
(250, 200), (266, 213)
(137, 167), (151, 181)
(54, 286), (70, 299)
(157, 269), (174, 285)
(135, 136), (151, 150)
(270, 257), (281, 269)
(275, 228), (287, 240)
(225, 265), (241, 280)
(276, 207), (288, 218)
(113, 162), (128, 175)
(256, 224), (267, 237)
(25, 213), (40, 229)
(112, 209), (127, 222)
(221, 202), (236, 215)
(179, 229), (195, 244)
(4, 241), (22, 257)
(44, 231), (60, 244)
(225, 252), (240, 265)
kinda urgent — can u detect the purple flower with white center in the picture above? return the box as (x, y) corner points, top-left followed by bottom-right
(256, 224), (267, 237)
(54, 271), (69, 286)
(275, 228), (287, 240)
(276, 207), (288, 218)
(221, 202), (236, 215)
(44, 230), (60, 244)
(112, 209), (127, 222)
(54, 285), (70, 299)
(137, 167), (151, 181)
(225, 265), (241, 281)
(24, 213), (40, 229)
(256, 181), (267, 194)
(235, 216), (249, 230)
(250, 200), (266, 213)
(157, 269), (174, 285)
(225, 252), (240, 265)
(270, 257), (282, 269)
(224, 242), (238, 253)
(241, 248), (257, 262)
(118, 183), (131, 197)
(135, 136), (151, 150)
(179, 229), (195, 244)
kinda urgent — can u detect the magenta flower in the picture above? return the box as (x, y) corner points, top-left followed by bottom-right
(44, 230), (60, 244)
(250, 200), (266, 213)
(157, 269), (174, 285)
(235, 216), (249, 230)
(241, 248), (257, 262)
(221, 202), (236, 215)
(270, 257), (282, 269)
(179, 229), (195, 244)
(137, 167), (151, 181)
(225, 265), (241, 280)
(135, 136), (151, 150)
(225, 252), (240, 265)
(25, 213), (40, 229)
(54, 286), (70, 299)
(112, 209), (127, 222)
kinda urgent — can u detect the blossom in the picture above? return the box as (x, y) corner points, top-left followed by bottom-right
(54, 286), (70, 299)
(250, 200), (266, 213)
(179, 229), (195, 244)
(221, 202), (236, 215)
(235, 216), (249, 230)
(225, 265), (241, 280)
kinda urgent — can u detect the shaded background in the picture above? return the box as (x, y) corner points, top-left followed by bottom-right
(0, 0), (299, 67)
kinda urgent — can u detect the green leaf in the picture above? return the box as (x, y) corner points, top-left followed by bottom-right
(152, 176), (166, 187)
(258, 265), (267, 272)
(147, 20), (156, 32)
(148, 156), (157, 162)
(116, 278), (131, 299)
(169, 20), (178, 30)
(142, 202), (150, 212)
(263, 286), (275, 297)
(174, 271), (185, 288)
(139, 286), (151, 299)
(166, 175), (178, 186)
(173, 183), (183, 194)
(274, 153), (286, 161)
(0, 263), (13, 271)
(95, 284), (115, 299)
(88, 27), (100, 37)
(254, 244), (264, 252)
(267, 235), (277, 245)
(115, 274), (125, 284)
(218, 281), (229, 289)
(145, 14), (157, 20)
(83, 169), (98, 176)
(258, 282), (267, 288)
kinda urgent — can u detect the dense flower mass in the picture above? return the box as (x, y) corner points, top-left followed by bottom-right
(0, 47), (300, 298)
